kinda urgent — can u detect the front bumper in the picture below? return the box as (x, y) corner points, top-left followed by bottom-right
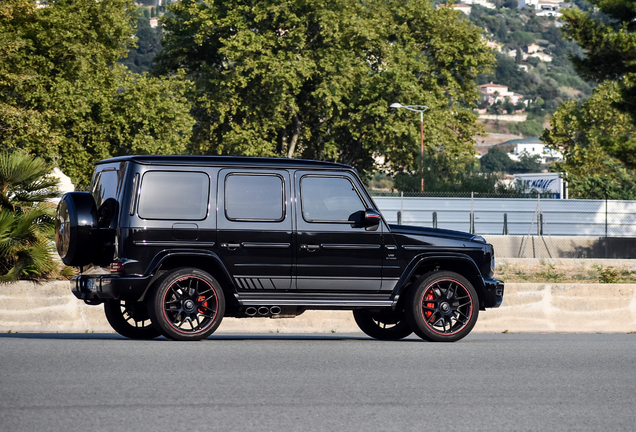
(482, 277), (504, 308)
(71, 274), (152, 303)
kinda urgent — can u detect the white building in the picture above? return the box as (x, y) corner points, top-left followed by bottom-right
(461, 0), (496, 8)
(514, 142), (563, 163)
(528, 52), (553, 62)
(520, 0), (562, 8)
(450, 4), (472, 14)
(479, 82), (524, 105)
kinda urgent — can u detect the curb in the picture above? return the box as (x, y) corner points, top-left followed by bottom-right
(2, 281), (636, 334)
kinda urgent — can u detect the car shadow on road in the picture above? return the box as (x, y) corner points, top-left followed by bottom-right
(0, 332), (430, 342)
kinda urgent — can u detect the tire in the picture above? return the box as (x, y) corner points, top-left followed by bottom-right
(104, 300), (161, 340)
(353, 309), (413, 340)
(405, 271), (479, 342)
(55, 192), (97, 266)
(148, 268), (225, 341)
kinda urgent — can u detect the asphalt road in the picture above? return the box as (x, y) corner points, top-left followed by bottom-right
(1, 333), (635, 432)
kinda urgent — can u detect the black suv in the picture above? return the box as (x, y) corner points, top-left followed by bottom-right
(55, 156), (503, 342)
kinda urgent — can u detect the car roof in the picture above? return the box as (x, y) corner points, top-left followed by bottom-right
(96, 155), (353, 170)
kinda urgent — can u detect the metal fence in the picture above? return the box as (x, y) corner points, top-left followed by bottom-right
(372, 193), (636, 237)
(371, 192), (636, 258)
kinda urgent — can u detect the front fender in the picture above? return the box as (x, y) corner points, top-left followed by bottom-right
(391, 252), (485, 307)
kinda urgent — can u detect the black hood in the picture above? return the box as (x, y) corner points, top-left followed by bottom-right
(388, 224), (484, 243)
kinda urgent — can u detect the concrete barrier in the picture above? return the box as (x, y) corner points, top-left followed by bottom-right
(2, 281), (636, 334)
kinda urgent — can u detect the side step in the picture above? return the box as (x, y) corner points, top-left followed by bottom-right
(236, 293), (394, 308)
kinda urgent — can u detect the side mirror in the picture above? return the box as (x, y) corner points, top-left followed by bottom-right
(348, 209), (381, 230)
(363, 209), (382, 230)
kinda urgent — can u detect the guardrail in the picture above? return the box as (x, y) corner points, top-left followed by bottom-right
(373, 195), (636, 237)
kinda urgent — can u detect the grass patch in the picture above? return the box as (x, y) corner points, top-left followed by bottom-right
(495, 261), (636, 283)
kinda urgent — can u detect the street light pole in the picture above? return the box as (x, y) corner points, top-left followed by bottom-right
(390, 103), (428, 192)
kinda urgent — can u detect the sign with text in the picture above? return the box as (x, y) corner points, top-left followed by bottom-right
(513, 173), (566, 199)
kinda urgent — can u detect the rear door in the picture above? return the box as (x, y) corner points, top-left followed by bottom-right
(216, 169), (293, 291)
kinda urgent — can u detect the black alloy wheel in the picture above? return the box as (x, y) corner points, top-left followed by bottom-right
(103, 300), (161, 340)
(353, 309), (413, 340)
(406, 271), (479, 342)
(148, 268), (225, 341)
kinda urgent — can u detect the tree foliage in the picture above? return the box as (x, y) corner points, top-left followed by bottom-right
(479, 145), (541, 174)
(480, 146), (511, 172)
(0, 0), (195, 186)
(120, 9), (164, 74)
(0, 151), (60, 281)
(543, 82), (636, 199)
(561, 0), (636, 122)
(155, 0), (494, 176)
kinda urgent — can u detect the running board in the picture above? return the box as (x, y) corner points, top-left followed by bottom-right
(239, 299), (393, 308)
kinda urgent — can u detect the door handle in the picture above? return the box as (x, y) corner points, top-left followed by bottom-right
(221, 243), (241, 250)
(300, 244), (320, 252)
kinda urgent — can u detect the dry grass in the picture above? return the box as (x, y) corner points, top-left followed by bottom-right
(495, 260), (636, 283)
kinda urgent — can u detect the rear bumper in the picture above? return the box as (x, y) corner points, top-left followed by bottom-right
(71, 274), (151, 303)
(482, 277), (504, 308)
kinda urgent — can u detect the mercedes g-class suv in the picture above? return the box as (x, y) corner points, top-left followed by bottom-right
(55, 156), (503, 341)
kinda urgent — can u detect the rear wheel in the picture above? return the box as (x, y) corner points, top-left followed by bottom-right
(103, 300), (160, 340)
(353, 309), (413, 340)
(405, 271), (479, 342)
(148, 268), (225, 341)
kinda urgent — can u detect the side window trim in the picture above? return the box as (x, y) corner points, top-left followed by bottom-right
(224, 172), (286, 222)
(137, 170), (210, 221)
(128, 173), (139, 216)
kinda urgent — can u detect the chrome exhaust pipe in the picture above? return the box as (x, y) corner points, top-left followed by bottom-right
(258, 306), (269, 316)
(270, 306), (281, 315)
(245, 307), (257, 316)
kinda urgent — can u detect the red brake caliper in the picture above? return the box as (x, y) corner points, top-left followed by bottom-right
(424, 291), (434, 320)
(197, 296), (207, 314)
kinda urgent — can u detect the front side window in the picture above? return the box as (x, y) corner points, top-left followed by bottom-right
(138, 171), (209, 220)
(300, 176), (365, 222)
(225, 174), (284, 222)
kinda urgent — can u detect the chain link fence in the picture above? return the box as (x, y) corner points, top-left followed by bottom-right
(370, 191), (636, 258)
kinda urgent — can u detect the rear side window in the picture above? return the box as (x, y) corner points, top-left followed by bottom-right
(225, 174), (284, 222)
(92, 169), (124, 209)
(300, 176), (365, 222)
(138, 171), (210, 220)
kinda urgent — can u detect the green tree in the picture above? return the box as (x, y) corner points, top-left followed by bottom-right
(510, 151), (541, 173)
(0, 151), (60, 281)
(0, 0), (195, 186)
(561, 0), (636, 122)
(480, 146), (512, 172)
(154, 0), (494, 177)
(543, 82), (636, 198)
(120, 11), (164, 74)
(395, 154), (501, 193)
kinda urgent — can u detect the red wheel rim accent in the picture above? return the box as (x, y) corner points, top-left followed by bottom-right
(162, 276), (219, 335)
(419, 279), (473, 336)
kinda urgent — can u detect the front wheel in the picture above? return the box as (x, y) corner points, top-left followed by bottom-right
(148, 268), (225, 341)
(405, 271), (479, 342)
(353, 309), (413, 340)
(103, 300), (161, 340)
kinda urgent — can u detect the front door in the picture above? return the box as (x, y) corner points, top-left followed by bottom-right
(295, 172), (383, 292)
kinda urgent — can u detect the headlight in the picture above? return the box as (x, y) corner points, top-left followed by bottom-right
(472, 235), (486, 244)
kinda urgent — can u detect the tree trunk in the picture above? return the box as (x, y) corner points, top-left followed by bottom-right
(287, 115), (302, 158)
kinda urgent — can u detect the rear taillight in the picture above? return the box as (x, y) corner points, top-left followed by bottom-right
(110, 262), (124, 272)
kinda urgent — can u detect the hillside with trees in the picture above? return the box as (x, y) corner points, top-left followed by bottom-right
(469, 4), (595, 138)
